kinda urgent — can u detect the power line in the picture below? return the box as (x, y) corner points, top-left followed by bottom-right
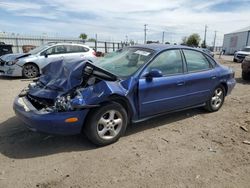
(144, 24), (148, 44)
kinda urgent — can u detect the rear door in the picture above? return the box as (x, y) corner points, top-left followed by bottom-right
(64, 45), (91, 61)
(138, 49), (188, 118)
(181, 49), (218, 106)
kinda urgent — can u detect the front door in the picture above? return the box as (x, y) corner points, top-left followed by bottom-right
(138, 49), (188, 118)
(39, 45), (67, 69)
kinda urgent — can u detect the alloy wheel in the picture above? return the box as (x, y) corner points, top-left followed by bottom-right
(23, 64), (38, 78)
(211, 88), (223, 109)
(97, 110), (123, 140)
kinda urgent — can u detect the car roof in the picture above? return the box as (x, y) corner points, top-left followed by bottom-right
(47, 42), (90, 48)
(130, 44), (201, 52)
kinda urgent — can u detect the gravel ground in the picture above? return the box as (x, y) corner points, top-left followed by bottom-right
(0, 55), (250, 188)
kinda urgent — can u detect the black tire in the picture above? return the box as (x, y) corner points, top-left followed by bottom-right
(22, 63), (39, 78)
(84, 102), (128, 146)
(205, 85), (225, 112)
(242, 72), (249, 80)
(233, 58), (237, 62)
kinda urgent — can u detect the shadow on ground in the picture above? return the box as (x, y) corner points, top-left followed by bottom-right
(0, 108), (205, 159)
(0, 75), (37, 82)
(235, 77), (250, 85)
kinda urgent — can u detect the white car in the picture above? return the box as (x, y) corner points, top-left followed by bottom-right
(233, 46), (250, 63)
(0, 43), (97, 78)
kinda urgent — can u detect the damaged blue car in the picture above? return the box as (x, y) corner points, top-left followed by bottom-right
(14, 44), (236, 145)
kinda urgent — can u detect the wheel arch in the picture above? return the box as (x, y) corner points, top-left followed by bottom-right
(219, 82), (228, 96)
(84, 94), (133, 126)
(22, 62), (40, 74)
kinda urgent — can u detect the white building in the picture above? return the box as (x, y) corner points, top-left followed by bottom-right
(222, 26), (250, 54)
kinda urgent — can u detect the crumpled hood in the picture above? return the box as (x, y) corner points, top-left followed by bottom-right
(27, 59), (118, 100)
(28, 59), (87, 100)
(0, 53), (30, 62)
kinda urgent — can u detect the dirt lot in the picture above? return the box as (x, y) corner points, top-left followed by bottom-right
(0, 55), (250, 188)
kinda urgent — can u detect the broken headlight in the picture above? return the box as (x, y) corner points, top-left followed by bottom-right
(54, 89), (86, 112)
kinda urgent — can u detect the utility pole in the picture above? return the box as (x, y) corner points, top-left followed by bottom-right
(144, 24), (148, 44)
(162, 31), (165, 44)
(204, 25), (208, 47)
(213, 30), (217, 52)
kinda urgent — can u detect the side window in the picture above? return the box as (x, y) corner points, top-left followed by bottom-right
(68, 45), (89, 53)
(205, 55), (216, 67)
(183, 50), (211, 72)
(43, 47), (54, 55)
(44, 45), (67, 55)
(147, 50), (183, 75)
(54, 45), (67, 54)
(79, 46), (89, 52)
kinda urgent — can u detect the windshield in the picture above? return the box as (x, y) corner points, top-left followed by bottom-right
(29, 44), (51, 55)
(243, 48), (250, 52)
(96, 47), (155, 78)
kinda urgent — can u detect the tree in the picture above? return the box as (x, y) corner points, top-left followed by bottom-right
(129, 40), (135, 45)
(186, 33), (201, 47)
(79, 33), (87, 40)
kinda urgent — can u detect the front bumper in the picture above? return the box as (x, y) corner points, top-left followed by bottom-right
(0, 64), (23, 77)
(226, 78), (236, 95)
(13, 97), (89, 135)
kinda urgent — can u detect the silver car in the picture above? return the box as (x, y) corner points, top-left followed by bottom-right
(0, 43), (97, 78)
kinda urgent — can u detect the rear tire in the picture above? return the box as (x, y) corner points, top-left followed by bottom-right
(205, 85), (225, 112)
(233, 58), (237, 62)
(84, 102), (128, 146)
(22, 63), (39, 78)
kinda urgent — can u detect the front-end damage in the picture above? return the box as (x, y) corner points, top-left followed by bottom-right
(17, 59), (128, 115)
(13, 58), (139, 135)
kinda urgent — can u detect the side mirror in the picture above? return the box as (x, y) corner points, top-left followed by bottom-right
(143, 69), (163, 81)
(44, 52), (48, 58)
(41, 52), (48, 58)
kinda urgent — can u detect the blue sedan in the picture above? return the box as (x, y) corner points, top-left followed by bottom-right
(14, 44), (236, 145)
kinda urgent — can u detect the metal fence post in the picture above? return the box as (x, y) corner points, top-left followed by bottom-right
(113, 43), (115, 51)
(118, 43), (120, 49)
(15, 37), (19, 53)
(104, 42), (107, 53)
(95, 40), (97, 51)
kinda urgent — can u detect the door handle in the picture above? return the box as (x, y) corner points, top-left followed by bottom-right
(211, 76), (217, 80)
(176, 81), (185, 86)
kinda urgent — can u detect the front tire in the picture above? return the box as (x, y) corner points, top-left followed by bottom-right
(22, 63), (39, 78)
(205, 85), (225, 112)
(84, 102), (128, 146)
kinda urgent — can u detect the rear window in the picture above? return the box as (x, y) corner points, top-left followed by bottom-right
(68, 45), (89, 53)
(183, 50), (211, 72)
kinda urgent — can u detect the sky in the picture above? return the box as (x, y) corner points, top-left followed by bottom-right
(0, 0), (250, 46)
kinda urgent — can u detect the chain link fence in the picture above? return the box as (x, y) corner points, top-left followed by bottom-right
(0, 33), (129, 53)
